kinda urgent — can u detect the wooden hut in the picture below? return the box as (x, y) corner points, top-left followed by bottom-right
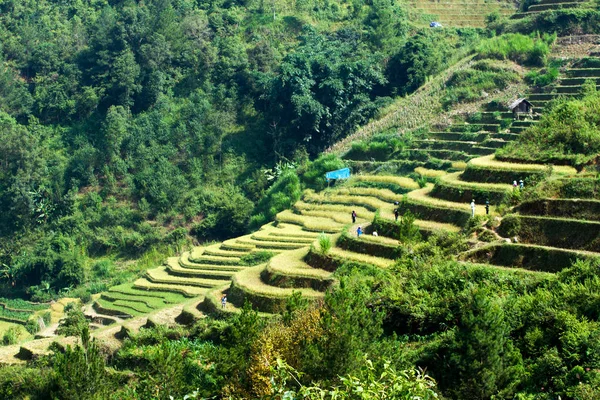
(509, 98), (533, 120)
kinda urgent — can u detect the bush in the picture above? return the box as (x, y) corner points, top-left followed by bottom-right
(251, 170), (302, 229)
(442, 60), (521, 109)
(318, 233), (332, 255)
(25, 319), (40, 335)
(476, 33), (554, 66)
(497, 90), (600, 165)
(300, 154), (346, 191)
(240, 251), (275, 266)
(56, 308), (89, 337)
(2, 326), (21, 345)
(525, 67), (559, 87)
(498, 214), (521, 237)
(92, 260), (114, 278)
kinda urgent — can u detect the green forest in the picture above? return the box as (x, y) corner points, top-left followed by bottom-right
(2, 0), (600, 398)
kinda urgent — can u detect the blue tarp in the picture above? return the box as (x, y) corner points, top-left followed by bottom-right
(325, 167), (351, 181)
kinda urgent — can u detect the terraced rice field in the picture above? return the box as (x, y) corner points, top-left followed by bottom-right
(407, 0), (516, 27)
(512, 0), (594, 19)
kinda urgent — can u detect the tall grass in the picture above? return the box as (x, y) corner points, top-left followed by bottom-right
(476, 33), (555, 66)
(318, 233), (332, 255)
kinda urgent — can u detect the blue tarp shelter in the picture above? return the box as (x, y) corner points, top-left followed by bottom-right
(325, 168), (351, 182)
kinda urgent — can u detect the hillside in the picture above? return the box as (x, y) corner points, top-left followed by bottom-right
(3, 0), (600, 399)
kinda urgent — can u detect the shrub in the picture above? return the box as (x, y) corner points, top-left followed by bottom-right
(92, 260), (114, 278)
(498, 214), (521, 237)
(301, 154), (346, 191)
(240, 251), (275, 266)
(57, 308), (89, 337)
(476, 33), (554, 66)
(525, 67), (559, 87)
(442, 60), (521, 109)
(497, 90), (600, 165)
(25, 319), (41, 335)
(2, 326), (21, 345)
(318, 233), (332, 255)
(251, 170), (302, 229)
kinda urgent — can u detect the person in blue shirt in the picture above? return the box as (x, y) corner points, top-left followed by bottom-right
(357, 226), (363, 237)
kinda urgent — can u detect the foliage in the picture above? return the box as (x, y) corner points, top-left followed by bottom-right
(525, 67), (559, 87)
(257, 27), (387, 156)
(442, 59), (521, 109)
(397, 211), (422, 243)
(386, 31), (450, 96)
(251, 171), (302, 229)
(476, 33), (555, 66)
(2, 326), (22, 345)
(56, 307), (89, 337)
(300, 154), (346, 191)
(268, 357), (438, 399)
(318, 233), (332, 255)
(240, 251), (276, 266)
(50, 328), (108, 399)
(497, 89), (600, 165)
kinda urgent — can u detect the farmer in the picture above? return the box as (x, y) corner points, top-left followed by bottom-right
(470, 199), (476, 217)
(352, 210), (357, 223)
(372, 231), (378, 237)
(221, 294), (227, 309)
(513, 180), (518, 188)
(357, 226), (363, 237)
(394, 208), (399, 221)
(485, 200), (490, 215)
(519, 179), (524, 189)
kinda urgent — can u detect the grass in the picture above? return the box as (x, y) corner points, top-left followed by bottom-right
(266, 248), (332, 280)
(415, 167), (447, 178)
(236, 236), (310, 250)
(468, 155), (577, 174)
(250, 232), (315, 244)
(294, 201), (375, 220)
(297, 209), (366, 225)
(328, 246), (394, 269)
(108, 283), (188, 303)
(133, 278), (207, 297)
(177, 255), (243, 272)
(439, 172), (514, 192)
(0, 321), (28, 340)
(452, 161), (468, 170)
(100, 293), (158, 313)
(166, 261), (238, 279)
(413, 219), (462, 233)
(407, 185), (493, 214)
(276, 210), (344, 233)
(145, 267), (226, 288)
(187, 254), (242, 266)
(351, 175), (419, 190)
(94, 298), (140, 317)
(0, 299), (48, 312)
(231, 266), (324, 299)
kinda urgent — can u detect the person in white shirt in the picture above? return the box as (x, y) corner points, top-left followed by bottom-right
(470, 199), (476, 217)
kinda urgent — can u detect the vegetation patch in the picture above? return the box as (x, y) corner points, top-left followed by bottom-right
(461, 243), (600, 273)
(515, 198), (600, 221)
(499, 214), (600, 251)
(497, 88), (600, 167)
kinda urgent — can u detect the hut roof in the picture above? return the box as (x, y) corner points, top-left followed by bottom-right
(509, 98), (533, 110)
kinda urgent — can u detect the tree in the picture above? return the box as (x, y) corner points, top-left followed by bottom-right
(445, 289), (523, 399)
(386, 31), (449, 95)
(51, 328), (108, 399)
(258, 28), (385, 156)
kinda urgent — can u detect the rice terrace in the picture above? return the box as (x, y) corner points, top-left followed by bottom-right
(1, 0), (600, 398)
